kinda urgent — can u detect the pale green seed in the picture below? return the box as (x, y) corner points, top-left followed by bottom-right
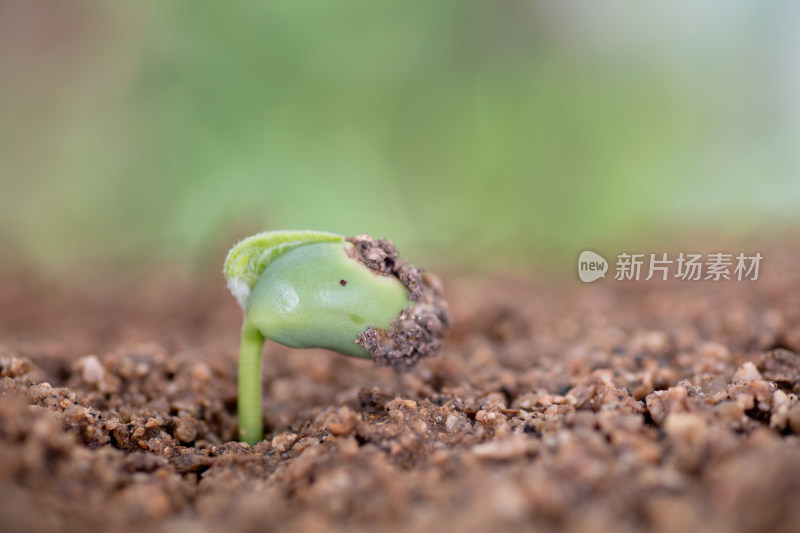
(246, 241), (411, 358)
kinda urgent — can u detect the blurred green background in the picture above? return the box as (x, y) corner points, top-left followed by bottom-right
(1, 1), (798, 278)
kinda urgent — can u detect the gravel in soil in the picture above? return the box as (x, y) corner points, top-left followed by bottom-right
(1, 249), (800, 533)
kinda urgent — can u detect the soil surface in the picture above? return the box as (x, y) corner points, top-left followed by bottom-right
(1, 249), (800, 533)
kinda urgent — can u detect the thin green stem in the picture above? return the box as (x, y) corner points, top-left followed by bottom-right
(238, 322), (266, 445)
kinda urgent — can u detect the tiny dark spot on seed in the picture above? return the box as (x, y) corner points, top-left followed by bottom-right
(340, 279), (347, 286)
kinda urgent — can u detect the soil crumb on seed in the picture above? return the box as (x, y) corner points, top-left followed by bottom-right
(348, 233), (451, 371)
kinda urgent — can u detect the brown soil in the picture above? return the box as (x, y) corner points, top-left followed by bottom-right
(2, 249), (800, 533)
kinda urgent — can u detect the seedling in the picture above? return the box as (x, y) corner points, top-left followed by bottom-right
(224, 230), (449, 444)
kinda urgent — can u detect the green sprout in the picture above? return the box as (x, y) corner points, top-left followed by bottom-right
(224, 230), (449, 444)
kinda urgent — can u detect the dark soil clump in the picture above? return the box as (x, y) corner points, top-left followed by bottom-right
(357, 304), (448, 372)
(348, 233), (451, 371)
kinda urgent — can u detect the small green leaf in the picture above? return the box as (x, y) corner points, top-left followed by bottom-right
(224, 230), (344, 309)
